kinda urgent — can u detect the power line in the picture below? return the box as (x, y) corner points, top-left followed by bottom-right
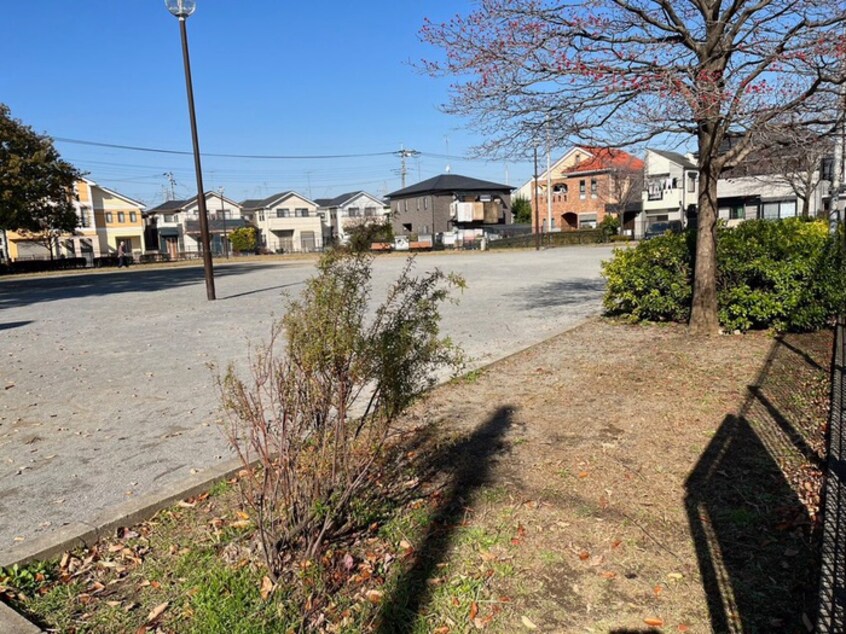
(54, 136), (398, 160)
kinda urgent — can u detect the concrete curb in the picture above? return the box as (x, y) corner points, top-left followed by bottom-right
(0, 457), (245, 569)
(0, 601), (42, 634)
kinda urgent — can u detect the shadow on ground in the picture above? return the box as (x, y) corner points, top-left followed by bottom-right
(377, 406), (516, 632)
(0, 320), (34, 331)
(0, 263), (301, 309)
(685, 332), (830, 631)
(509, 278), (606, 310)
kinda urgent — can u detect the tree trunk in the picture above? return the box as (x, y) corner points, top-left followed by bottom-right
(689, 155), (721, 336)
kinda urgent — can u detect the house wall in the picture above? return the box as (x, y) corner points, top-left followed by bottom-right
(91, 185), (146, 254)
(254, 193), (323, 252)
(391, 191), (512, 236)
(333, 193), (390, 243)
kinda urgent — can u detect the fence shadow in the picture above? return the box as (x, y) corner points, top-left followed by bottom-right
(376, 406), (515, 632)
(685, 332), (830, 631)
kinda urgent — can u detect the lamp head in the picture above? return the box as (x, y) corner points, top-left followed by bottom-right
(165, 0), (196, 18)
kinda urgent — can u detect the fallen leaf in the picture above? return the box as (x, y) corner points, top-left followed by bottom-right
(653, 584), (663, 597)
(578, 471), (589, 478)
(433, 627), (450, 634)
(366, 589), (383, 605)
(469, 601), (479, 620)
(579, 550), (590, 561)
(473, 616), (487, 629)
(521, 615), (538, 630)
(260, 576), (273, 601)
(177, 501), (195, 509)
(644, 617), (664, 627)
(678, 625), (690, 632)
(145, 601), (169, 624)
(667, 572), (683, 581)
(235, 511), (249, 521)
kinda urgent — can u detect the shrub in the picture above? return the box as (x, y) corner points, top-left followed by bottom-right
(599, 215), (620, 241)
(346, 220), (394, 253)
(717, 218), (843, 331)
(602, 232), (693, 322)
(602, 218), (844, 332)
(219, 251), (464, 581)
(229, 226), (258, 254)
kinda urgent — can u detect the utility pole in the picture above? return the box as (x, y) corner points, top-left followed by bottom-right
(546, 117), (553, 236)
(533, 146), (540, 250)
(397, 145), (420, 188)
(163, 172), (177, 200)
(831, 85), (845, 235)
(218, 186), (229, 259)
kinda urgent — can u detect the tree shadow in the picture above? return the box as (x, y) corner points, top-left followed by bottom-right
(0, 263), (291, 309)
(507, 278), (606, 310)
(0, 320), (33, 331)
(685, 331), (830, 631)
(376, 406), (516, 632)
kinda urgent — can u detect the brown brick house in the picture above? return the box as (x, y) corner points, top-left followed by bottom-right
(521, 147), (644, 231)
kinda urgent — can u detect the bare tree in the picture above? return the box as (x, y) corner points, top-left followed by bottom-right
(732, 129), (832, 217)
(422, 0), (846, 334)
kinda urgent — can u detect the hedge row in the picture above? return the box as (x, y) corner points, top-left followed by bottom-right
(602, 218), (844, 332)
(0, 258), (88, 275)
(489, 229), (604, 249)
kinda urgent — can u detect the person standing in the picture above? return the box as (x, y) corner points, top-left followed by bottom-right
(117, 241), (127, 268)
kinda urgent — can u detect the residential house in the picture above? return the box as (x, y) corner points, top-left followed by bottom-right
(635, 149), (699, 238)
(386, 174), (513, 239)
(144, 191), (247, 258)
(241, 192), (324, 253)
(517, 147), (643, 232)
(314, 191), (389, 245)
(6, 178), (146, 263)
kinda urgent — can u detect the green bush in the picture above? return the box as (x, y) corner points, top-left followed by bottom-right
(602, 218), (844, 332)
(229, 226), (258, 253)
(602, 232), (693, 323)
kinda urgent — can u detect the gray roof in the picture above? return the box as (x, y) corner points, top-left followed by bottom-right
(650, 149), (697, 170)
(145, 198), (191, 214)
(240, 191), (294, 210)
(315, 191), (365, 208)
(386, 174), (513, 199)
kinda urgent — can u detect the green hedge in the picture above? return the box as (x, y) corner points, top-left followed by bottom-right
(602, 218), (844, 332)
(489, 229), (604, 249)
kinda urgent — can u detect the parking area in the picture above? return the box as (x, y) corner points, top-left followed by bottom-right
(0, 246), (614, 551)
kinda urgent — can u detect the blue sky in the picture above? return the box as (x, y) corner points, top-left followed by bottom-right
(1, 1), (535, 206)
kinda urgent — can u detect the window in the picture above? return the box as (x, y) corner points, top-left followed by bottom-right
(173, 214), (179, 222)
(130, 212), (137, 223)
(579, 180), (586, 199)
(729, 205), (745, 220)
(761, 200), (796, 220)
(78, 206), (90, 228)
(164, 214), (174, 223)
(348, 207), (360, 217)
(424, 197), (429, 210)
(687, 173), (696, 193)
(276, 208), (290, 218)
(105, 212), (113, 223)
(579, 213), (597, 229)
(296, 208), (309, 217)
(590, 179), (598, 198)
(117, 212), (125, 223)
(365, 206), (378, 217)
(258, 212), (265, 222)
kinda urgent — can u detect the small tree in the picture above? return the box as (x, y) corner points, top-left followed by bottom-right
(228, 226), (258, 254)
(0, 104), (81, 238)
(345, 219), (394, 253)
(511, 195), (532, 224)
(220, 251), (464, 581)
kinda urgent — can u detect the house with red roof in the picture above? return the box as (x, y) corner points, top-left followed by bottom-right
(517, 147), (644, 231)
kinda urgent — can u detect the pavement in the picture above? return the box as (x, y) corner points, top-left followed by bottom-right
(0, 246), (614, 559)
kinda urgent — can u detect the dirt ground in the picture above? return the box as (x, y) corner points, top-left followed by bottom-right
(3, 316), (831, 633)
(389, 317), (830, 633)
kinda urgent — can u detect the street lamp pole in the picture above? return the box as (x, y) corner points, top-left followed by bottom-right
(167, 0), (215, 300)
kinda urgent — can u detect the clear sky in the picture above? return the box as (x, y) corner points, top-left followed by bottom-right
(0, 1), (535, 206)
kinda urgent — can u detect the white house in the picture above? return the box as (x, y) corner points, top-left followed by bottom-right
(145, 191), (247, 258)
(636, 149), (699, 238)
(314, 191), (390, 245)
(240, 192), (323, 253)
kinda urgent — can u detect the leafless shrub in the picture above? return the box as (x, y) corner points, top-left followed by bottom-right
(219, 250), (464, 580)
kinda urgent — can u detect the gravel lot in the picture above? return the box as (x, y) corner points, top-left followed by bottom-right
(0, 246), (614, 551)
